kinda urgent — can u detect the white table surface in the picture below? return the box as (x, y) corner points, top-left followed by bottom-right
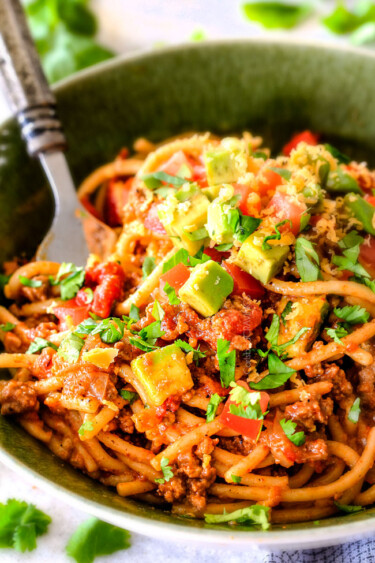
(0, 1), (366, 561)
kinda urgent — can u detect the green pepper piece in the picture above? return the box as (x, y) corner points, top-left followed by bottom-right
(326, 168), (362, 195)
(344, 193), (375, 235)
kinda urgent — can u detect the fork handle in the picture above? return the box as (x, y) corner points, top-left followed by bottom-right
(0, 0), (66, 155)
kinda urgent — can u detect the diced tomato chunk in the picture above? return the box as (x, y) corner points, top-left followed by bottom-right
(233, 184), (261, 216)
(203, 247), (231, 263)
(222, 262), (265, 298)
(159, 150), (194, 179)
(160, 263), (190, 292)
(359, 234), (375, 278)
(144, 204), (167, 235)
(53, 299), (90, 331)
(256, 168), (283, 197)
(220, 382), (269, 439)
(104, 178), (133, 227)
(85, 261), (125, 319)
(267, 191), (307, 236)
(282, 130), (319, 156)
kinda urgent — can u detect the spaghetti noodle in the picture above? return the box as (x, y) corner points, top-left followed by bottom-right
(1, 131), (375, 528)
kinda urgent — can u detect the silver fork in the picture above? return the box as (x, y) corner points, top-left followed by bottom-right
(0, 0), (114, 265)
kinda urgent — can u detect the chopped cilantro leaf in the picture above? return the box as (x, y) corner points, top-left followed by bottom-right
(78, 420), (94, 436)
(265, 314), (280, 347)
(268, 166), (292, 180)
(0, 322), (15, 332)
(0, 498), (51, 552)
(295, 237), (321, 282)
(50, 263), (86, 300)
(231, 475), (242, 484)
(152, 299), (165, 321)
(154, 457), (174, 484)
(175, 339), (206, 364)
(324, 144), (351, 164)
(164, 282), (180, 305)
(280, 418), (305, 446)
(206, 393), (225, 422)
(65, 517), (131, 563)
(58, 333), (85, 363)
(348, 397), (361, 424)
(91, 318), (125, 344)
(217, 339), (236, 387)
(262, 220), (291, 251)
(142, 256), (156, 279)
(234, 214), (261, 243)
(184, 227), (209, 241)
(333, 305), (370, 326)
(129, 304), (140, 321)
(19, 275), (42, 288)
(205, 504), (270, 530)
(142, 171), (189, 189)
(326, 325), (348, 345)
(120, 390), (138, 404)
(129, 321), (164, 352)
(26, 337), (58, 354)
(281, 301), (293, 326)
(251, 353), (296, 390)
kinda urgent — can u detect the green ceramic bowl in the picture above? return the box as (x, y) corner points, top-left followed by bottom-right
(1, 39), (375, 549)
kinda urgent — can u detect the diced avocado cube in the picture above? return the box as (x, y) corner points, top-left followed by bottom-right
(276, 296), (329, 358)
(158, 185), (210, 254)
(232, 232), (289, 285)
(206, 185), (237, 245)
(131, 344), (193, 407)
(179, 260), (234, 317)
(202, 185), (222, 202)
(204, 149), (245, 186)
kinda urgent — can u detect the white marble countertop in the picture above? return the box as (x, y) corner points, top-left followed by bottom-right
(0, 1), (367, 561)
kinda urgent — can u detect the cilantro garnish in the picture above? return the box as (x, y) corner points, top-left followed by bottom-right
(175, 339), (206, 364)
(348, 397), (361, 424)
(91, 318), (125, 344)
(50, 263), (86, 300)
(228, 383), (265, 420)
(129, 304), (140, 321)
(152, 299), (165, 321)
(206, 393), (225, 422)
(295, 237), (321, 282)
(280, 418), (305, 446)
(217, 339), (236, 387)
(120, 390), (138, 405)
(65, 517), (131, 563)
(262, 313), (309, 358)
(142, 256), (156, 279)
(268, 166), (292, 181)
(204, 504), (270, 530)
(129, 321), (164, 352)
(19, 276), (42, 288)
(164, 282), (180, 305)
(26, 337), (58, 354)
(234, 214), (261, 243)
(333, 231), (369, 278)
(251, 353), (296, 390)
(142, 171), (189, 190)
(326, 325), (349, 345)
(324, 144), (351, 164)
(0, 498), (51, 552)
(333, 305), (370, 326)
(281, 301), (293, 326)
(154, 457), (174, 484)
(265, 314), (280, 347)
(262, 220), (291, 251)
(78, 420), (94, 436)
(57, 333), (85, 363)
(162, 248), (209, 273)
(0, 322), (15, 332)
(231, 475), (242, 484)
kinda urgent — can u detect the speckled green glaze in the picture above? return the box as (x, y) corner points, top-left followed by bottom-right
(2, 40), (375, 548)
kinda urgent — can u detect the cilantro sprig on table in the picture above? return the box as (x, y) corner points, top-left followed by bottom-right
(205, 504), (270, 530)
(0, 499), (51, 553)
(24, 0), (114, 83)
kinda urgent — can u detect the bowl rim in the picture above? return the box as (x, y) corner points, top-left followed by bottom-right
(2, 37), (375, 548)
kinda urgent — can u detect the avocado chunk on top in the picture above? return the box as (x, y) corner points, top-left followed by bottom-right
(158, 184), (210, 255)
(206, 185), (237, 245)
(179, 260), (234, 317)
(204, 148), (246, 186)
(131, 344), (193, 407)
(232, 231), (289, 285)
(276, 296), (329, 358)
